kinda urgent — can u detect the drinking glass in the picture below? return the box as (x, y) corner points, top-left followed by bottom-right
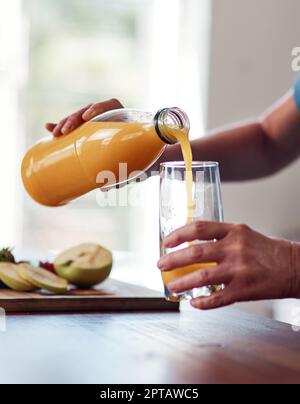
(160, 162), (224, 302)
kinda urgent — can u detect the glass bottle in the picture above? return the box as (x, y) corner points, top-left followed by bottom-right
(21, 107), (190, 207)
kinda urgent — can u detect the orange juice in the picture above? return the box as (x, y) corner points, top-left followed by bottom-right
(160, 126), (216, 291)
(162, 263), (216, 286)
(166, 127), (194, 222)
(22, 121), (170, 207)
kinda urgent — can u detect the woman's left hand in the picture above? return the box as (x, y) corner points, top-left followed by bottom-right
(157, 221), (300, 310)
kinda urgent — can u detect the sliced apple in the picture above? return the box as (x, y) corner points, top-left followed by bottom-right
(17, 263), (68, 294)
(0, 263), (36, 292)
(54, 243), (112, 287)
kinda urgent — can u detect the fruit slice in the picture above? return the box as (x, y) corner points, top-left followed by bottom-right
(17, 263), (68, 294)
(0, 263), (36, 292)
(54, 243), (112, 287)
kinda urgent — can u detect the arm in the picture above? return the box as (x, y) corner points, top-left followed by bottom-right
(160, 92), (300, 181)
(47, 89), (300, 182)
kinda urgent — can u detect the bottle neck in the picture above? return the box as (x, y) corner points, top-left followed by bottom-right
(154, 108), (190, 145)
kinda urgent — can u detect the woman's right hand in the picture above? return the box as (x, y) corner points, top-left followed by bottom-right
(46, 98), (124, 137)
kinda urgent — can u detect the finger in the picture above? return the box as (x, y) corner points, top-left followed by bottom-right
(167, 266), (232, 294)
(191, 290), (235, 310)
(157, 242), (223, 271)
(61, 105), (92, 135)
(45, 123), (56, 132)
(52, 118), (68, 137)
(164, 221), (233, 248)
(82, 99), (123, 121)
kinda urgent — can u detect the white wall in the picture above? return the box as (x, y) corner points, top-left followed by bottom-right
(0, 1), (26, 247)
(207, 0), (300, 320)
(207, 0), (300, 240)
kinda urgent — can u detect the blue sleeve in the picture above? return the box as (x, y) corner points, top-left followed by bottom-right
(293, 76), (300, 112)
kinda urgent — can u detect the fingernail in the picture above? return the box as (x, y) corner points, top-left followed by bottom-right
(157, 260), (165, 270)
(62, 123), (74, 134)
(82, 109), (93, 120)
(163, 238), (172, 248)
(191, 300), (197, 309)
(168, 282), (177, 292)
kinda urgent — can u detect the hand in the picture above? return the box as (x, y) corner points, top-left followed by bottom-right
(157, 221), (300, 310)
(46, 98), (123, 137)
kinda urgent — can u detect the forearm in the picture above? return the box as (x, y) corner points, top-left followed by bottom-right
(163, 122), (269, 181)
(161, 92), (300, 182)
(290, 242), (300, 299)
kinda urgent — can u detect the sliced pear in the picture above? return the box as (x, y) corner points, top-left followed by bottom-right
(0, 263), (36, 292)
(17, 263), (68, 294)
(54, 243), (112, 287)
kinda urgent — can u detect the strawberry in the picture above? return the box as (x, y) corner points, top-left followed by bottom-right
(39, 261), (55, 273)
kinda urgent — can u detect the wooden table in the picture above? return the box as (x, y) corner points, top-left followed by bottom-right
(0, 307), (299, 384)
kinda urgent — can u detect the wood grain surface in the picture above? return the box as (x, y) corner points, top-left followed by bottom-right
(0, 307), (299, 384)
(0, 279), (179, 313)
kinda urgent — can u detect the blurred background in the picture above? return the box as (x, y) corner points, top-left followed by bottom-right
(0, 0), (300, 324)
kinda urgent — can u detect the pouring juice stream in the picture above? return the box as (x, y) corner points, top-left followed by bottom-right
(161, 127), (215, 287)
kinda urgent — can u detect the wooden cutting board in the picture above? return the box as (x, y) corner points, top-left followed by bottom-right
(0, 279), (179, 313)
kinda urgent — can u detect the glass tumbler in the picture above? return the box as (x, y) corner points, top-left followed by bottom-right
(160, 162), (224, 302)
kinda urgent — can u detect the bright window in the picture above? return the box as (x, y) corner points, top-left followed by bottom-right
(0, 0), (211, 289)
